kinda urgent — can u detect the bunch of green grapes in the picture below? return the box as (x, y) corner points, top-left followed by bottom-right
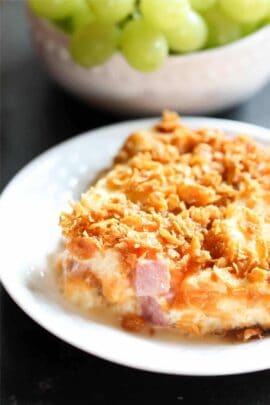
(28, 0), (270, 72)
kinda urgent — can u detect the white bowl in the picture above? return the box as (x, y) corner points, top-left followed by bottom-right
(28, 12), (270, 115)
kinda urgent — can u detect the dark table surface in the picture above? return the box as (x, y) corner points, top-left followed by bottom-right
(1, 2), (270, 404)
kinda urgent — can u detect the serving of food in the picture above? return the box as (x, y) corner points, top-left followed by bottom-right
(57, 112), (270, 341)
(1, 114), (270, 374)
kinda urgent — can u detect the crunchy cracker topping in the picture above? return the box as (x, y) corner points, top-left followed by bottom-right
(60, 111), (270, 281)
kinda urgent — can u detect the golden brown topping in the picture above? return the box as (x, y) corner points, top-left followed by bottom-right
(60, 112), (270, 283)
(66, 237), (98, 260)
(178, 183), (218, 206)
(155, 110), (181, 133)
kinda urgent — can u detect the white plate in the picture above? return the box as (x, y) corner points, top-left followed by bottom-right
(1, 117), (270, 376)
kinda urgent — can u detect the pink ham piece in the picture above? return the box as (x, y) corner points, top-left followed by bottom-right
(140, 297), (168, 326)
(134, 260), (170, 297)
(164, 288), (175, 303)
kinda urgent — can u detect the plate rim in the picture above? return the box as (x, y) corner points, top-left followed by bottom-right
(1, 116), (270, 376)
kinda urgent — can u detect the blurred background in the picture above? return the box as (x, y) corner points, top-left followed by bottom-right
(1, 1), (270, 404)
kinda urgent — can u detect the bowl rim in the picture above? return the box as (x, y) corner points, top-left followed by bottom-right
(29, 8), (270, 61)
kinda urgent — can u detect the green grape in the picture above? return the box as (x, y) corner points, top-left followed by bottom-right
(28, 0), (82, 19)
(70, 22), (120, 67)
(120, 19), (168, 72)
(241, 21), (260, 36)
(165, 10), (208, 52)
(203, 7), (242, 47)
(266, 5), (270, 22)
(190, 0), (217, 12)
(140, 0), (191, 31)
(220, 0), (269, 24)
(118, 8), (141, 29)
(87, 0), (135, 23)
(52, 17), (73, 34)
(72, 0), (95, 31)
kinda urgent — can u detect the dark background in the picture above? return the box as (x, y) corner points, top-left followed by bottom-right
(1, 2), (270, 404)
